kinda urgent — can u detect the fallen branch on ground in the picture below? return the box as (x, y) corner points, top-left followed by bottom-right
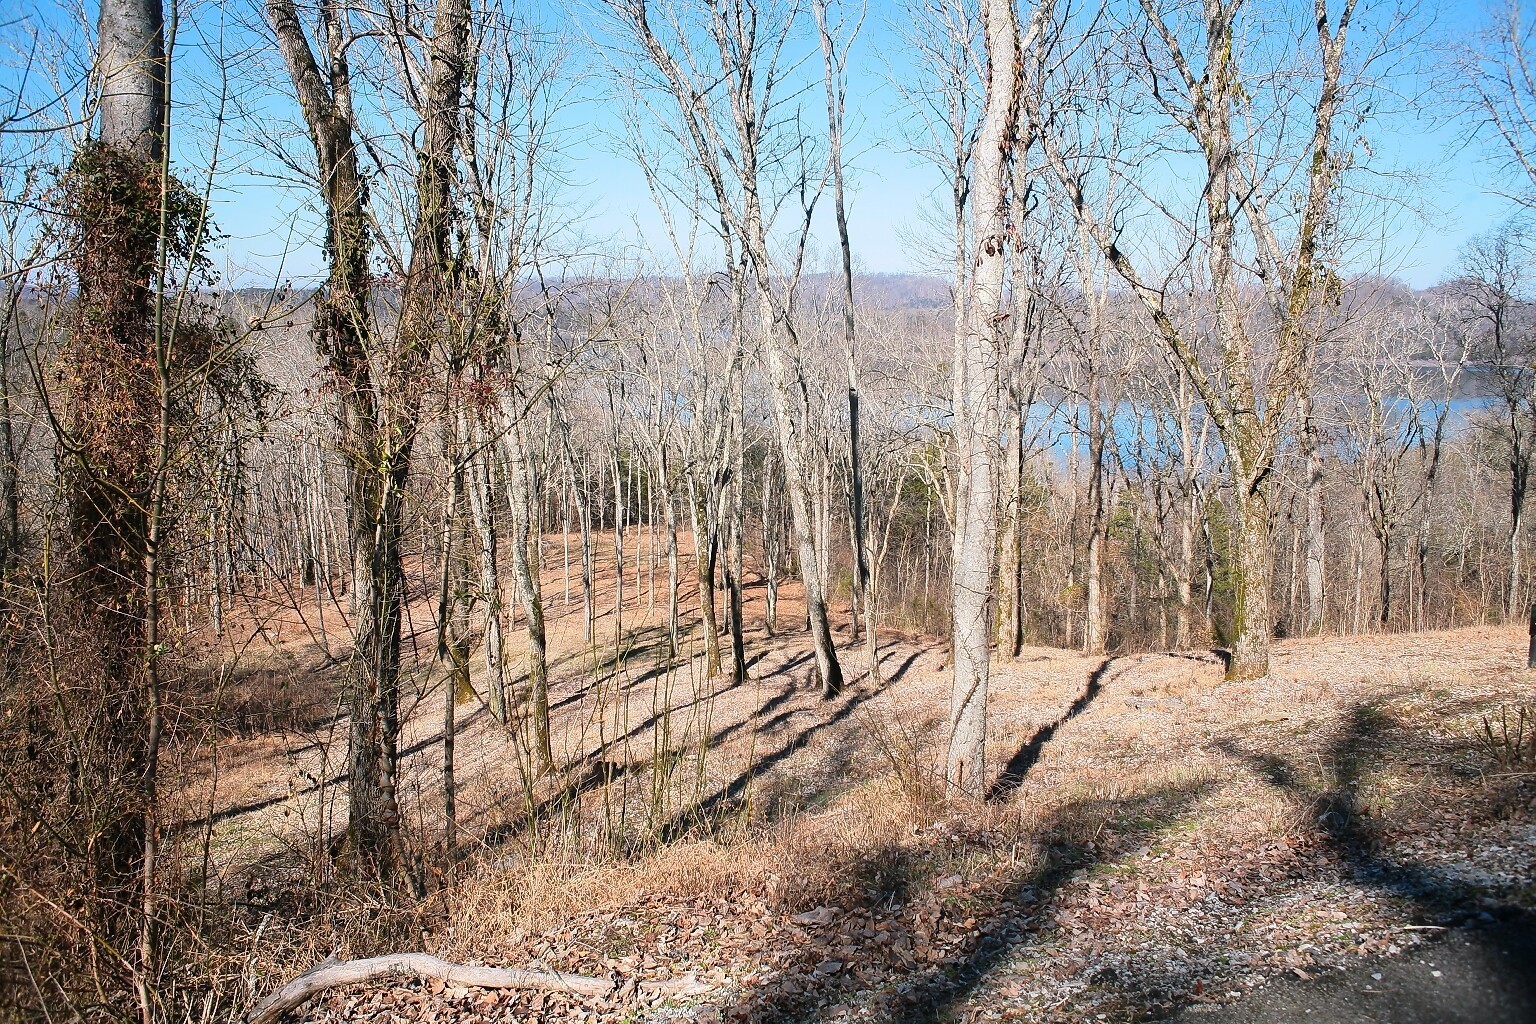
(248, 953), (711, 1024)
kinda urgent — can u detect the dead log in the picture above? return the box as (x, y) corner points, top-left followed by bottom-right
(247, 953), (710, 1024)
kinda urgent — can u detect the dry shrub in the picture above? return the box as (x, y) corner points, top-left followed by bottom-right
(0, 577), (151, 1021)
(440, 771), (949, 959)
(0, 137), (269, 1021)
(859, 707), (945, 810)
(0, 583), (307, 1022)
(1476, 703), (1536, 770)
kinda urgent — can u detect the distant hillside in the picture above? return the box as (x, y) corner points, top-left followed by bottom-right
(854, 272), (955, 310)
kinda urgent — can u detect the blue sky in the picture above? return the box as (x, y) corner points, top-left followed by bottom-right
(0, 0), (1525, 289)
(193, 0), (972, 285)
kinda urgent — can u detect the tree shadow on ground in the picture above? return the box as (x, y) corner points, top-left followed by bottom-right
(478, 757), (634, 851)
(470, 636), (900, 855)
(1162, 649), (1228, 667)
(1154, 701), (1536, 1021)
(476, 675), (852, 853)
(731, 779), (1215, 1023)
(659, 685), (881, 843)
(545, 627), (678, 710)
(728, 696), (1536, 1023)
(882, 648), (923, 685)
(986, 656), (1112, 802)
(563, 643), (911, 788)
(1216, 701), (1529, 912)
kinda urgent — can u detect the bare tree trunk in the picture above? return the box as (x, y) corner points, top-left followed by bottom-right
(947, 0), (1016, 798)
(614, 0), (843, 696)
(1085, 524), (1105, 653)
(647, 466), (657, 611)
(685, 470), (721, 676)
(98, 0), (165, 156)
(443, 567), (466, 864)
(816, 0), (877, 684)
(1173, 378), (1203, 649)
(1292, 406), (1323, 641)
(1084, 390), (1108, 655)
(435, 416), (472, 866)
(610, 450), (625, 644)
(209, 447), (227, 637)
(1377, 525), (1392, 628)
(1177, 494), (1196, 648)
(753, 295), (844, 697)
(466, 414), (507, 723)
(654, 441), (681, 658)
(1229, 486), (1272, 678)
(562, 471), (572, 606)
(270, 0), (468, 887)
(579, 458), (595, 641)
(997, 395), (1026, 658)
(727, 359), (747, 687)
(763, 464), (779, 635)
(1510, 495), (1525, 620)
(270, 0), (388, 875)
(1287, 515), (1301, 631)
(503, 410), (551, 770)
(998, 222), (1043, 658)
(1072, 214), (1111, 656)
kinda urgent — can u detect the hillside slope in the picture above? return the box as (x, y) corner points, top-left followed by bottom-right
(206, 538), (1536, 1023)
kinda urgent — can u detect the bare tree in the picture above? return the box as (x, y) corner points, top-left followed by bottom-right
(1456, 221), (1534, 618)
(815, 0), (880, 683)
(1336, 302), (1443, 627)
(1028, 0), (1368, 678)
(946, 0), (1019, 797)
(1461, 0), (1536, 209)
(602, 0), (846, 696)
(267, 0), (471, 884)
(890, 0), (983, 296)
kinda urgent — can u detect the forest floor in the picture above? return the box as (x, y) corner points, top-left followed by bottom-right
(195, 532), (1536, 1023)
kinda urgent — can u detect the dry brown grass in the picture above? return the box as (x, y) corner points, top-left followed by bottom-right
(175, 539), (1536, 1022)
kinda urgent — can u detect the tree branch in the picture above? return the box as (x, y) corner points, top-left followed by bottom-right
(248, 953), (711, 1024)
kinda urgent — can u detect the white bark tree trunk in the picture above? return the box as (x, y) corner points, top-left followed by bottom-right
(947, 0), (1017, 799)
